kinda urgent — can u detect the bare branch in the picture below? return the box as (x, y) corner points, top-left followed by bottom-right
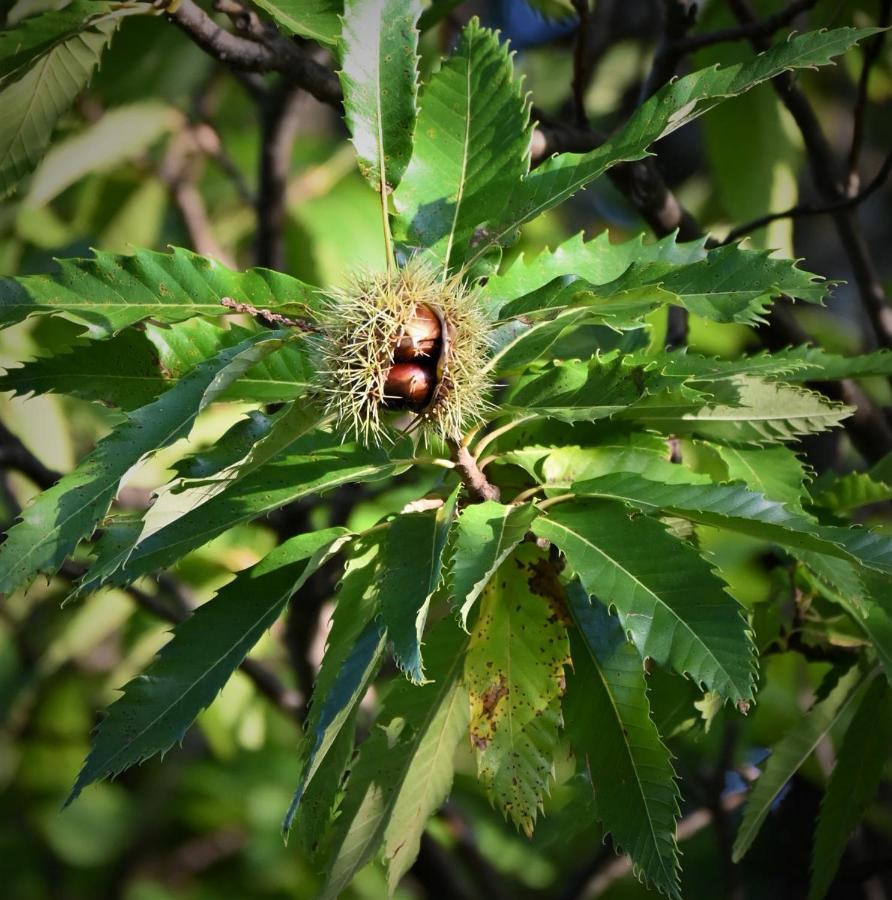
(454, 444), (500, 503)
(671, 0), (817, 55)
(256, 82), (304, 268)
(220, 297), (317, 331)
(727, 0), (892, 351)
(161, 0), (342, 107)
(0, 421), (61, 490)
(720, 148), (892, 245)
(847, 0), (891, 183)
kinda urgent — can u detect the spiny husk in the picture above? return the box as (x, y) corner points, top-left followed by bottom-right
(313, 263), (492, 445)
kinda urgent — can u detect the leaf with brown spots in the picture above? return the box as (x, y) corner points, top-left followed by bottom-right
(465, 543), (570, 835)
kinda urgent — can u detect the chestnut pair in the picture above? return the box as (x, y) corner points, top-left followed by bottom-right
(384, 304), (444, 411)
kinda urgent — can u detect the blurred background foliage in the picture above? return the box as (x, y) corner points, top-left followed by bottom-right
(1, 0), (891, 898)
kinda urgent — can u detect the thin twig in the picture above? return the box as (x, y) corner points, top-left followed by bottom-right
(720, 148), (892, 245)
(220, 297), (317, 331)
(671, 0), (817, 54)
(256, 81), (305, 269)
(0, 421), (61, 490)
(727, 0), (892, 351)
(454, 444), (500, 502)
(161, 0), (342, 106)
(639, 0), (698, 103)
(846, 0), (891, 184)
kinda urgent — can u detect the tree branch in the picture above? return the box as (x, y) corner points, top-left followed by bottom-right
(161, 0), (342, 106)
(454, 444), (500, 502)
(671, 0), (817, 54)
(727, 0), (892, 351)
(0, 421), (61, 490)
(720, 148), (892, 245)
(255, 82), (304, 268)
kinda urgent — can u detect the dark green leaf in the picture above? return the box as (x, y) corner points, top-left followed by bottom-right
(0, 331), (289, 595)
(320, 619), (469, 896)
(566, 586), (680, 899)
(535, 499), (756, 702)
(377, 485), (459, 682)
(810, 676), (892, 900)
(0, 247), (321, 338)
(250, 0), (342, 45)
(67, 527), (350, 804)
(733, 666), (872, 862)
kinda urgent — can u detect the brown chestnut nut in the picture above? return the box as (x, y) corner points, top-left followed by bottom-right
(384, 362), (435, 410)
(393, 304), (441, 361)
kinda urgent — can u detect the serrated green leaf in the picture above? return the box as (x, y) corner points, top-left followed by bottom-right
(811, 471), (892, 513)
(470, 27), (881, 263)
(72, 433), (407, 597)
(733, 665), (872, 862)
(393, 18), (530, 270)
(504, 356), (645, 423)
(67, 527), (350, 805)
(0, 16), (118, 198)
(809, 676), (892, 900)
(465, 543), (570, 835)
(148, 319), (315, 404)
(566, 586), (681, 898)
(377, 486), (459, 683)
(250, 0), (342, 45)
(0, 1), (140, 82)
(535, 499), (755, 702)
(496, 245), (825, 328)
(0, 318), (315, 409)
(320, 619), (469, 897)
(481, 231), (707, 312)
(713, 444), (810, 508)
(533, 439), (711, 489)
(451, 500), (538, 628)
(137, 401), (323, 543)
(645, 346), (892, 384)
(339, 0), (422, 192)
(0, 247), (321, 338)
(627, 375), (851, 444)
(570, 472), (892, 577)
(284, 536), (387, 835)
(0, 330), (289, 595)
(0, 329), (166, 410)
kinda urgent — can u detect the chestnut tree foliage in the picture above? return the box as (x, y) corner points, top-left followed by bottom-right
(1, 2), (892, 899)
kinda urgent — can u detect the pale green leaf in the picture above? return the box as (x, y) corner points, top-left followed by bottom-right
(535, 499), (755, 702)
(627, 376), (851, 444)
(67, 527), (350, 804)
(566, 586), (681, 898)
(0, 12), (125, 197)
(732, 665), (872, 862)
(450, 500), (538, 628)
(496, 245), (826, 327)
(480, 231), (706, 312)
(714, 445), (810, 508)
(25, 101), (178, 207)
(465, 543), (570, 834)
(393, 18), (530, 270)
(339, 0), (422, 191)
(0, 330), (289, 595)
(810, 676), (892, 900)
